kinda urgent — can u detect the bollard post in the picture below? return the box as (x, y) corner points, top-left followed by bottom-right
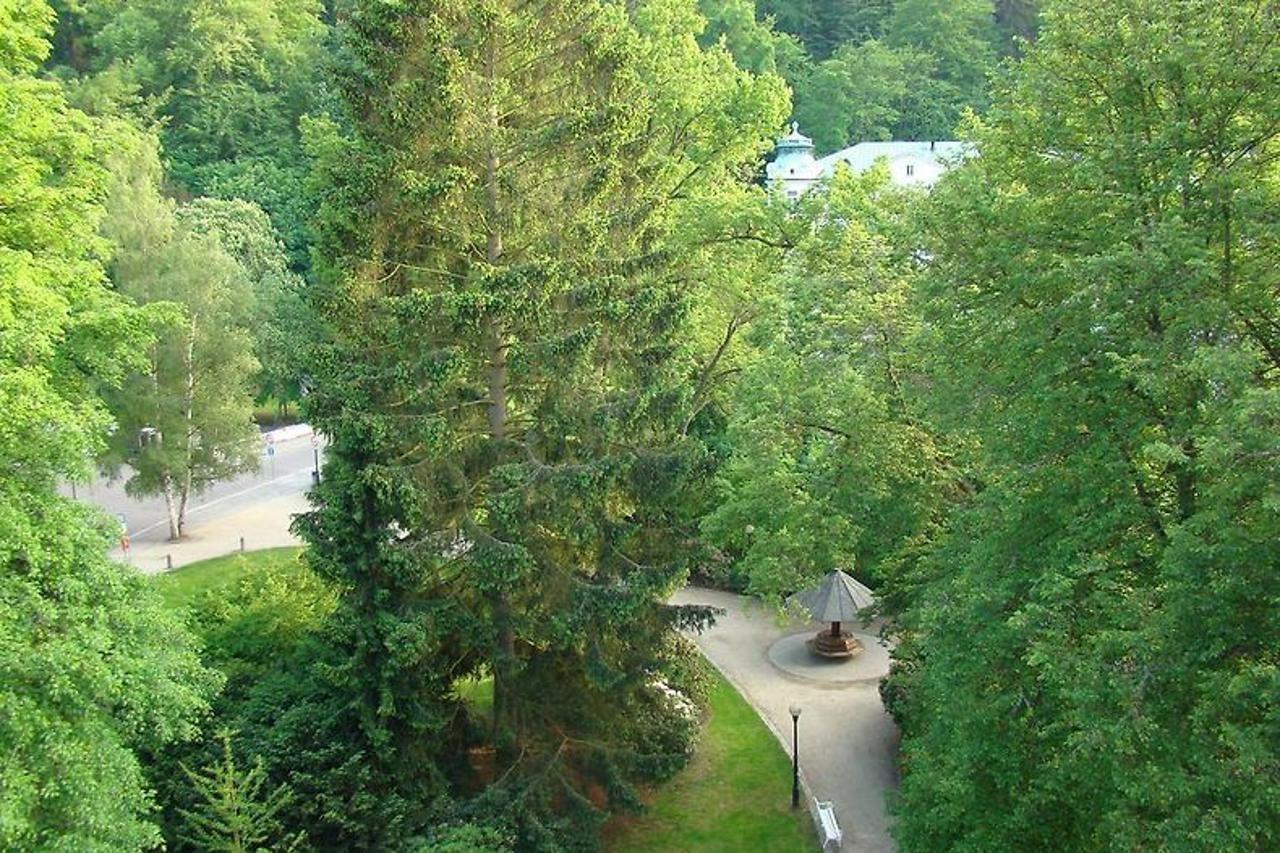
(239, 536), (245, 553)
(166, 554), (173, 570)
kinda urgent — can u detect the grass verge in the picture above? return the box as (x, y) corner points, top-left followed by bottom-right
(606, 671), (815, 852)
(151, 546), (305, 609)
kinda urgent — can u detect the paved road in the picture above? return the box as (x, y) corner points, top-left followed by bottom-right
(64, 427), (323, 573)
(673, 587), (900, 853)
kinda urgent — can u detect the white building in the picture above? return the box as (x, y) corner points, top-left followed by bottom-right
(765, 124), (965, 200)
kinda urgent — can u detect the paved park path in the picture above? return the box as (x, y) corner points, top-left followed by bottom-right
(672, 587), (900, 853)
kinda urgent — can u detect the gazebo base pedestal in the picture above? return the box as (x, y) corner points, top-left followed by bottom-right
(813, 629), (863, 659)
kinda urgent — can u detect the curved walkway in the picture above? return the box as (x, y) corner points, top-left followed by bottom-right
(673, 587), (900, 853)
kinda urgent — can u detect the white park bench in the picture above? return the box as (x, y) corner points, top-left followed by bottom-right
(815, 798), (843, 850)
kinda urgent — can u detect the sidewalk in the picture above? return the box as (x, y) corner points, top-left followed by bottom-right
(673, 587), (900, 853)
(117, 491), (309, 574)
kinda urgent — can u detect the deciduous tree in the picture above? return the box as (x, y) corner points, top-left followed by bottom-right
(178, 198), (314, 412)
(703, 168), (950, 599)
(101, 137), (261, 540)
(0, 5), (219, 847)
(889, 1), (1280, 847)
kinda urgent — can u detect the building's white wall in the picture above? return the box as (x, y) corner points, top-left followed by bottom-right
(770, 136), (964, 198)
(887, 156), (946, 187)
(766, 150), (823, 197)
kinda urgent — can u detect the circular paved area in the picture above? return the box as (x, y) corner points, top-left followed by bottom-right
(767, 631), (891, 685)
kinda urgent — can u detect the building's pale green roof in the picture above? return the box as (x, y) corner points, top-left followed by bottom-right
(775, 122), (814, 152)
(817, 140), (967, 173)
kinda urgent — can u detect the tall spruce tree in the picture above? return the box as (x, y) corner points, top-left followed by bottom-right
(299, 0), (783, 842)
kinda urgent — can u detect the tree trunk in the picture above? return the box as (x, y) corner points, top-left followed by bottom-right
(177, 317), (197, 537)
(483, 29), (517, 744)
(1176, 438), (1197, 522)
(489, 310), (515, 743)
(162, 471), (181, 541)
(178, 468), (192, 539)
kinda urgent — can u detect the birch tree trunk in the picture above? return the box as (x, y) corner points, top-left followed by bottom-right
(177, 316), (197, 537)
(162, 471), (181, 541)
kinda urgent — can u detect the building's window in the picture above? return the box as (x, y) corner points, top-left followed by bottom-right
(786, 190), (799, 200)
(906, 163), (915, 177)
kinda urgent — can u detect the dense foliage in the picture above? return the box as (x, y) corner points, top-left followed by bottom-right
(704, 0), (1041, 150)
(883, 0), (1280, 848)
(8, 0), (1279, 850)
(0, 3), (219, 846)
(701, 168), (951, 599)
(50, 0), (328, 269)
(146, 550), (336, 850)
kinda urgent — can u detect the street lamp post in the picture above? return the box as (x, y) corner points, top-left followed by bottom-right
(790, 702), (802, 810)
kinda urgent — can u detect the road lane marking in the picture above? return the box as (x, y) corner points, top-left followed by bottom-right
(129, 468), (313, 538)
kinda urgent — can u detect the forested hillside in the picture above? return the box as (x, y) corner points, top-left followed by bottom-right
(702, 0), (1039, 149)
(3, 0), (1277, 851)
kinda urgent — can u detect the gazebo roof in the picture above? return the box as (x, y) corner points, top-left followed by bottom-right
(789, 569), (876, 623)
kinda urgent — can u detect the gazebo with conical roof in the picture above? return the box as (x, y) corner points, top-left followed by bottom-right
(788, 569), (876, 659)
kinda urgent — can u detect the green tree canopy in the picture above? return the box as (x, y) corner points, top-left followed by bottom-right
(100, 135), (261, 540)
(758, 0), (1010, 146)
(792, 38), (936, 150)
(758, 0), (893, 59)
(703, 168), (951, 599)
(0, 4), (219, 847)
(51, 0), (328, 269)
(178, 197), (313, 408)
(888, 1), (1280, 847)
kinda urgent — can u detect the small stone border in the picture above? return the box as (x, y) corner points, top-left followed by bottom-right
(766, 632), (891, 686)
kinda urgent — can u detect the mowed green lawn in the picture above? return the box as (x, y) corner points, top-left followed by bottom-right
(151, 546), (305, 608)
(607, 673), (815, 853)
